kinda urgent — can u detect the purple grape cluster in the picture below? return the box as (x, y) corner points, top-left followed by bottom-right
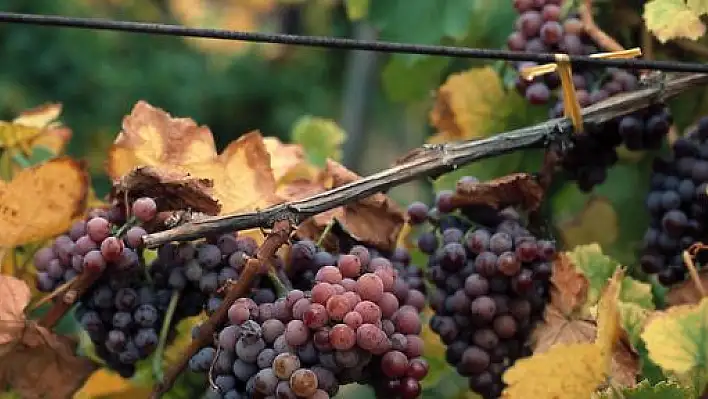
(408, 177), (556, 398)
(508, 0), (672, 192)
(36, 197), (203, 377)
(190, 245), (429, 398)
(640, 117), (708, 285)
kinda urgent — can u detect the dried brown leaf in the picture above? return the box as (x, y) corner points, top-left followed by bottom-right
(454, 172), (544, 211)
(550, 253), (590, 315)
(107, 101), (281, 214)
(0, 322), (96, 399)
(665, 269), (708, 306)
(296, 160), (405, 252)
(0, 276), (30, 346)
(112, 166), (221, 215)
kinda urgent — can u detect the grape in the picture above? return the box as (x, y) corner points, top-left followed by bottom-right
(355, 273), (384, 302)
(131, 197), (157, 222)
(407, 201), (429, 225)
(236, 337), (265, 362)
(285, 320), (310, 347)
(303, 303), (329, 329)
(254, 368), (278, 394)
(517, 11), (542, 37)
(316, 266), (342, 284)
(496, 252), (521, 276)
(416, 231), (438, 254)
(75, 235), (98, 255)
(83, 250), (106, 273)
(100, 236), (124, 262)
(329, 324), (356, 351)
(525, 82), (550, 105)
(198, 244), (222, 269)
(381, 350), (408, 378)
(493, 315), (518, 339)
(87, 217), (110, 242)
(289, 369), (318, 397)
(125, 226), (146, 249)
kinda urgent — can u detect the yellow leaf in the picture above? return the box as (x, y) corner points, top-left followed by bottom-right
(0, 123), (42, 149)
(596, 269), (623, 360)
(0, 158), (88, 247)
(12, 103), (62, 129)
(106, 101), (281, 214)
(644, 0), (706, 43)
(429, 66), (516, 143)
(502, 343), (606, 398)
(641, 297), (708, 374)
(688, 0), (708, 14)
(344, 0), (369, 20)
(73, 369), (137, 399)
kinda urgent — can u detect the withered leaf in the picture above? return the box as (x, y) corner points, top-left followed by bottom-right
(454, 172), (544, 211)
(296, 160), (405, 252)
(107, 101), (281, 214)
(113, 166), (221, 215)
(0, 275), (30, 346)
(550, 253), (590, 315)
(0, 322), (96, 399)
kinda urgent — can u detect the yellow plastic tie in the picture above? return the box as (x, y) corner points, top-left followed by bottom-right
(519, 47), (643, 134)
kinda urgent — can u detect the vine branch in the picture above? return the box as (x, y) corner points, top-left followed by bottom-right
(150, 219), (292, 398)
(142, 73), (708, 248)
(580, 0), (624, 53)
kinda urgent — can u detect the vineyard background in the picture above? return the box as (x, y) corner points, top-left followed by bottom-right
(2, 0), (708, 398)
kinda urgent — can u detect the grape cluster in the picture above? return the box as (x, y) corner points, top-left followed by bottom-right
(408, 178), (556, 398)
(640, 118), (708, 285)
(35, 197), (201, 377)
(287, 241), (426, 296)
(508, 0), (672, 192)
(190, 245), (429, 398)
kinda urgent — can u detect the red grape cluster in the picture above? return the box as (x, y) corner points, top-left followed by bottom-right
(36, 197), (207, 377)
(190, 245), (429, 398)
(408, 177), (556, 398)
(640, 118), (708, 285)
(508, 0), (672, 192)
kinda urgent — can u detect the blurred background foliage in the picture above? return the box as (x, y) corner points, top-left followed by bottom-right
(5, 0), (708, 397)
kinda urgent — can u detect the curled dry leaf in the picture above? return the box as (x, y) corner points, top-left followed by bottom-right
(0, 157), (89, 247)
(107, 101), (281, 214)
(112, 166), (221, 216)
(295, 160), (406, 252)
(263, 136), (310, 183)
(0, 322), (96, 399)
(0, 275), (31, 347)
(454, 172), (544, 211)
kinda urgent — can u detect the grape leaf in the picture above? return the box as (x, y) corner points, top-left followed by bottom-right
(107, 101), (281, 214)
(73, 370), (150, 399)
(381, 55), (450, 103)
(641, 297), (708, 374)
(503, 343), (606, 398)
(688, 0), (708, 14)
(549, 253), (590, 316)
(620, 277), (655, 310)
(112, 166), (221, 215)
(291, 116), (346, 168)
(0, 322), (97, 399)
(0, 276), (30, 348)
(454, 173), (544, 212)
(429, 66), (523, 142)
(1, 103), (71, 159)
(644, 0), (707, 43)
(295, 160), (405, 252)
(618, 302), (651, 350)
(0, 157), (89, 247)
(565, 244), (619, 305)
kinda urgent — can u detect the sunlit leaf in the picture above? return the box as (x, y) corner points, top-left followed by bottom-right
(644, 0), (707, 43)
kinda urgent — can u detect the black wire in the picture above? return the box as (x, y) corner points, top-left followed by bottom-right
(0, 11), (707, 74)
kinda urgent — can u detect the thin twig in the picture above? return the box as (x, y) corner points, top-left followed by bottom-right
(675, 39), (708, 59)
(39, 269), (103, 328)
(580, 0), (624, 52)
(150, 219), (292, 398)
(153, 290), (181, 383)
(143, 73), (708, 248)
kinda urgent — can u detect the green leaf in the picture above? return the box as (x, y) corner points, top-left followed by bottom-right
(381, 55), (450, 103)
(291, 116), (346, 167)
(620, 278), (655, 310)
(618, 302), (651, 350)
(344, 0), (369, 21)
(644, 0), (706, 43)
(688, 0), (708, 15)
(566, 244), (618, 304)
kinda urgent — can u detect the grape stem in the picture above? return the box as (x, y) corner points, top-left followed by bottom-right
(579, 0), (624, 53)
(149, 219), (292, 398)
(142, 73), (708, 248)
(153, 289), (181, 383)
(316, 219), (335, 247)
